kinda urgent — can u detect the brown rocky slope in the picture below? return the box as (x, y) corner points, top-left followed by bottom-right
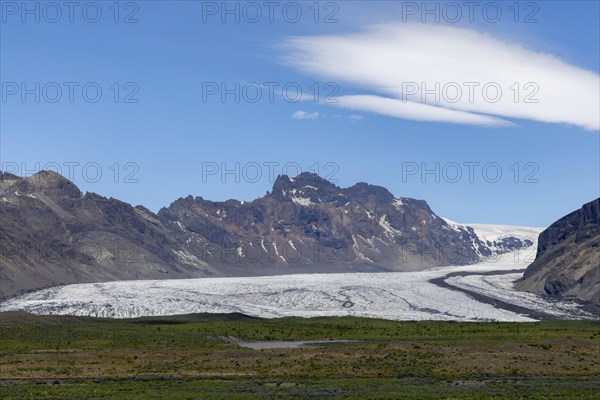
(1, 171), (535, 299)
(515, 198), (600, 305)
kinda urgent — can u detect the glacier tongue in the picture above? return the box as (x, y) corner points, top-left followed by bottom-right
(1, 250), (593, 322)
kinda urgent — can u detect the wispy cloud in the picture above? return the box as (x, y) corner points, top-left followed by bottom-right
(337, 95), (512, 126)
(283, 23), (600, 130)
(292, 110), (319, 120)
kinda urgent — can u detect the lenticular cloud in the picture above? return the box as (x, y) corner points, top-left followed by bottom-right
(283, 23), (600, 130)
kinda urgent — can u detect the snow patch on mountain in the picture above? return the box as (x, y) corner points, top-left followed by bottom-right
(379, 215), (402, 238)
(291, 195), (313, 206)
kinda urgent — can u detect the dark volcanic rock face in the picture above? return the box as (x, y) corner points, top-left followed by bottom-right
(1, 171), (534, 299)
(516, 198), (600, 305)
(157, 173), (528, 274)
(0, 171), (216, 300)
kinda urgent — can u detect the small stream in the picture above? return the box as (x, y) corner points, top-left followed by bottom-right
(232, 339), (358, 350)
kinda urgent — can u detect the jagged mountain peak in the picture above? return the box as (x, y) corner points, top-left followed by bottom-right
(0, 171), (20, 181)
(272, 172), (338, 199)
(290, 171), (334, 185)
(271, 173), (409, 210)
(344, 182), (395, 205)
(0, 169), (82, 199)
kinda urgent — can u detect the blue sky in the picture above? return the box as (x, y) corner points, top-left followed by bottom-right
(1, 0), (598, 227)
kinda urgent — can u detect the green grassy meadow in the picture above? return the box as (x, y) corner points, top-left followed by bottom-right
(1, 312), (598, 399)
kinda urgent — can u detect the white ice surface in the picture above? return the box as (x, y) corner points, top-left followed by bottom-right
(445, 273), (595, 319)
(1, 250), (593, 321)
(466, 223), (542, 244)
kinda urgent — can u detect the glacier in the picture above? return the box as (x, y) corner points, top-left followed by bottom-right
(1, 250), (595, 321)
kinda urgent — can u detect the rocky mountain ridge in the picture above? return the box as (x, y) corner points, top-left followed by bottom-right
(516, 198), (600, 305)
(0, 170), (537, 299)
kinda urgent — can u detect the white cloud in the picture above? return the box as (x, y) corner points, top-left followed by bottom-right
(349, 114), (364, 122)
(292, 110), (320, 120)
(283, 23), (600, 130)
(338, 95), (512, 126)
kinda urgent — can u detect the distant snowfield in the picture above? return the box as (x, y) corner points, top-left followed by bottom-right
(466, 224), (543, 243)
(1, 251), (595, 321)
